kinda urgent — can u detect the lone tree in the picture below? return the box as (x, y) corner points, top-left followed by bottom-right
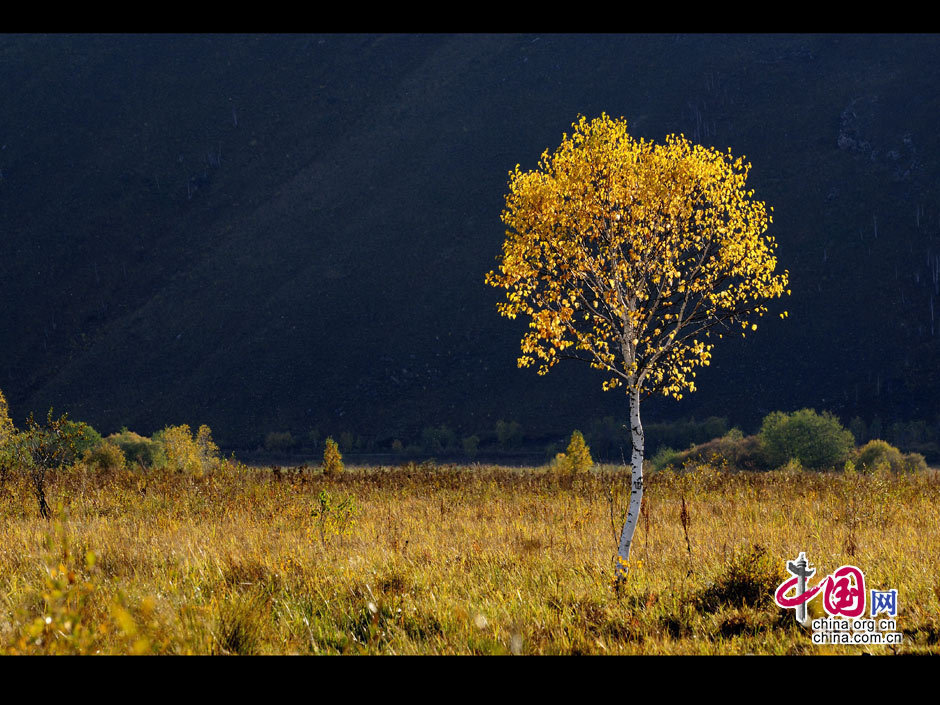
(486, 114), (788, 582)
(13, 410), (79, 519)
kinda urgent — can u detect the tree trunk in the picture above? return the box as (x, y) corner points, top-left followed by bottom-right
(615, 388), (644, 582)
(37, 485), (50, 520)
(33, 469), (50, 520)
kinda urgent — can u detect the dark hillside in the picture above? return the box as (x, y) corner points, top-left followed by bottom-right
(2, 34), (939, 447)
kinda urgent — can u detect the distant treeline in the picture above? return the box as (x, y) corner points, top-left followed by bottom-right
(256, 416), (730, 461)
(251, 413), (940, 464)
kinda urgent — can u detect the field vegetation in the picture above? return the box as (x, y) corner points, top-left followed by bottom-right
(0, 460), (937, 653)
(2, 393), (938, 655)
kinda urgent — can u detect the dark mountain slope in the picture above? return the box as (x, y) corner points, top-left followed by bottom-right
(2, 34), (940, 446)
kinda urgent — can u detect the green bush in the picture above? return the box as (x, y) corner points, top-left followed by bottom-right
(758, 409), (855, 469)
(61, 420), (102, 463)
(83, 440), (126, 472)
(649, 446), (681, 472)
(108, 430), (166, 469)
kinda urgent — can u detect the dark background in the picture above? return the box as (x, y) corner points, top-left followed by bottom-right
(1, 34), (938, 454)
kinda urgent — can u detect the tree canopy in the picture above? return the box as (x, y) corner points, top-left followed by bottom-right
(486, 114), (789, 398)
(759, 408), (855, 469)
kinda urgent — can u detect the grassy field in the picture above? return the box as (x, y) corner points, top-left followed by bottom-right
(1, 461), (938, 654)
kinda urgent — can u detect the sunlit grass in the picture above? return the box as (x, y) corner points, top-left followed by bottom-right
(1, 461), (938, 654)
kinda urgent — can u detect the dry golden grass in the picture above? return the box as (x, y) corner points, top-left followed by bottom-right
(1, 461), (938, 654)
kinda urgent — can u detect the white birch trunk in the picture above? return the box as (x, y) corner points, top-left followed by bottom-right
(615, 388), (644, 581)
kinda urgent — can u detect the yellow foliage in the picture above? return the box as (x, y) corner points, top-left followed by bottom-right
(195, 425), (220, 469)
(160, 424), (220, 475)
(322, 437), (344, 476)
(553, 430), (594, 473)
(485, 114), (788, 400)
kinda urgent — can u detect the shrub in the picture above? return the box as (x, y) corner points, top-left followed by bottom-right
(855, 439), (904, 473)
(11, 410), (83, 518)
(83, 440), (126, 472)
(552, 430), (593, 474)
(696, 543), (785, 612)
(649, 446), (681, 472)
(59, 420), (102, 464)
(264, 431), (297, 452)
(195, 425), (220, 469)
(668, 432), (770, 471)
(726, 434), (770, 470)
(855, 440), (927, 473)
(108, 430), (166, 468)
(323, 437), (344, 476)
(155, 424), (220, 475)
(903, 452), (928, 473)
(758, 409), (855, 469)
(156, 425), (199, 474)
